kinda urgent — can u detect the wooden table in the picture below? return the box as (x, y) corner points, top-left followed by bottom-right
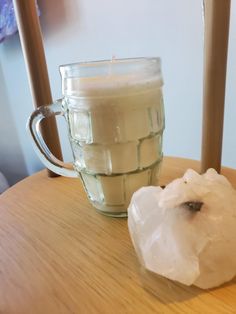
(0, 157), (236, 314)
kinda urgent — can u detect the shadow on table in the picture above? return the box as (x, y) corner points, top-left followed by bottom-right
(140, 268), (236, 304)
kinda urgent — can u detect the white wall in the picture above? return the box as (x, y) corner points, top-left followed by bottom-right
(0, 0), (235, 185)
(0, 63), (27, 185)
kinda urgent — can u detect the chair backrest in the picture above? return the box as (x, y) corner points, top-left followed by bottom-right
(13, 0), (231, 176)
(201, 0), (231, 173)
(13, 0), (62, 177)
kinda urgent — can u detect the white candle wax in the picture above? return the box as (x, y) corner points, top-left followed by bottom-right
(62, 58), (164, 214)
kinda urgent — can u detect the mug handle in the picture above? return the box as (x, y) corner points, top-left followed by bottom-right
(27, 99), (78, 178)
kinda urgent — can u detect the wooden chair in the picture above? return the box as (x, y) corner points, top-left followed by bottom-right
(1, 1), (235, 313)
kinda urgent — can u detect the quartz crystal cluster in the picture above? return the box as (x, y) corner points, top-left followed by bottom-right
(128, 168), (236, 289)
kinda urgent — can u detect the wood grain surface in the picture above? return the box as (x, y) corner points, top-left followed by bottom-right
(0, 157), (236, 314)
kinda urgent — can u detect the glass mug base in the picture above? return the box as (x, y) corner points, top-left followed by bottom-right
(93, 203), (128, 218)
(80, 159), (162, 217)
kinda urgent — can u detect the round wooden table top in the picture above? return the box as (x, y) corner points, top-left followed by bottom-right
(0, 157), (236, 314)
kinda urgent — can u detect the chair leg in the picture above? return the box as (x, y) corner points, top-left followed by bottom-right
(201, 0), (231, 173)
(13, 0), (63, 177)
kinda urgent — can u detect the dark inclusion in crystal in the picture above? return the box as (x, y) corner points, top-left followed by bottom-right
(183, 201), (203, 212)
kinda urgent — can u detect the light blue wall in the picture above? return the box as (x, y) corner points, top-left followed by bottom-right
(0, 0), (235, 185)
(0, 63), (28, 185)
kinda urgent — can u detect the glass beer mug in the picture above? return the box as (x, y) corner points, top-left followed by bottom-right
(28, 58), (165, 217)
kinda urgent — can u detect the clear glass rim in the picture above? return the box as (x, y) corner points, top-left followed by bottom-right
(59, 57), (161, 78)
